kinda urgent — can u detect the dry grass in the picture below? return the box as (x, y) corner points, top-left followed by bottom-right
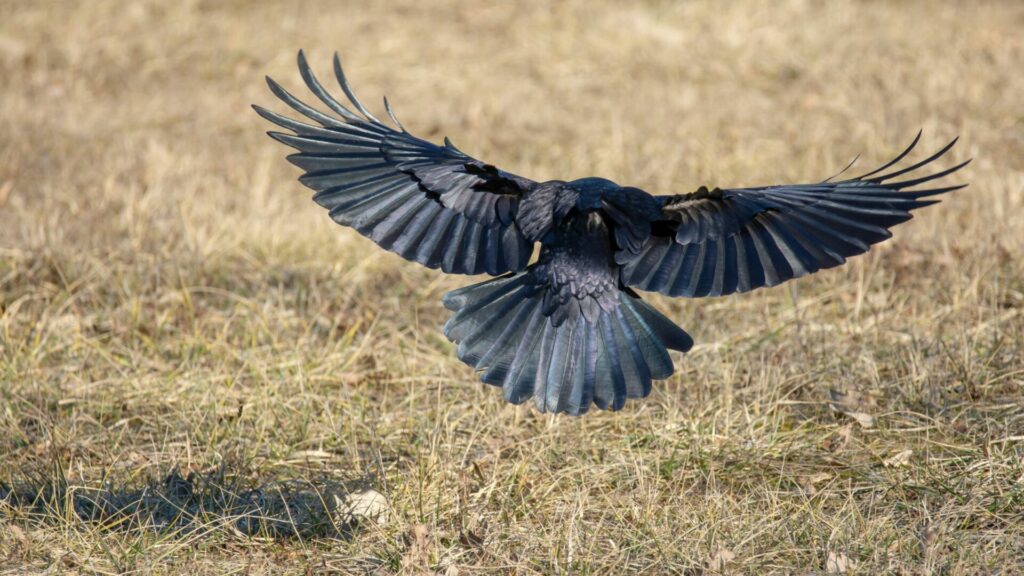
(2, 0), (1023, 574)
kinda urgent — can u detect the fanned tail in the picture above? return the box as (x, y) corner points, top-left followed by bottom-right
(443, 272), (692, 415)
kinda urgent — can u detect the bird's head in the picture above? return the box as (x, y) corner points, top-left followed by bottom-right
(566, 177), (621, 211)
(567, 177), (620, 194)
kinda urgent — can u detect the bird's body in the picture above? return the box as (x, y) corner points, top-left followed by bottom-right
(256, 52), (968, 415)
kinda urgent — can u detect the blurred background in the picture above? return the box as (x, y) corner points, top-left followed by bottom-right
(1, 1), (1022, 574)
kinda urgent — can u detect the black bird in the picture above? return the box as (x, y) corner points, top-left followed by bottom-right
(255, 52), (968, 415)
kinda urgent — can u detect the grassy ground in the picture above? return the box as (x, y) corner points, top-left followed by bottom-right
(1, 0), (1023, 574)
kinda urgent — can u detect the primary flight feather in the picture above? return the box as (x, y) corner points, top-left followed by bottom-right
(255, 51), (968, 416)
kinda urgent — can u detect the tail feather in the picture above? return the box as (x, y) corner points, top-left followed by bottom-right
(617, 301), (675, 380)
(629, 298), (695, 353)
(598, 318), (629, 410)
(494, 304), (546, 404)
(475, 298), (537, 371)
(443, 272), (693, 415)
(442, 272), (520, 312)
(543, 317), (576, 412)
(570, 321), (595, 411)
(608, 309), (652, 398)
(456, 285), (533, 365)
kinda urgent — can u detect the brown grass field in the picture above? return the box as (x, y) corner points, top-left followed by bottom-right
(1, 0), (1023, 574)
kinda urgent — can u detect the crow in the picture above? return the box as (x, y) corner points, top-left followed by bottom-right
(254, 51), (968, 416)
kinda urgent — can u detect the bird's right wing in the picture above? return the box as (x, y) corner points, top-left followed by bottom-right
(619, 134), (969, 297)
(254, 51), (534, 276)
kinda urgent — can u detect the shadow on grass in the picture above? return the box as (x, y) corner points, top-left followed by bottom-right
(0, 466), (381, 540)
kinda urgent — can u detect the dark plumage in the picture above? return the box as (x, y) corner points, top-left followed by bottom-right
(255, 51), (969, 415)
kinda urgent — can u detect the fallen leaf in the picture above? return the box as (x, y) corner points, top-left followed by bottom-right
(826, 550), (851, 574)
(706, 545), (736, 572)
(919, 520), (938, 551)
(805, 472), (832, 484)
(829, 389), (876, 428)
(405, 523), (429, 550)
(8, 524), (28, 551)
(402, 523), (433, 571)
(800, 472), (832, 495)
(883, 449), (913, 468)
(824, 424), (854, 453)
(285, 449), (334, 462)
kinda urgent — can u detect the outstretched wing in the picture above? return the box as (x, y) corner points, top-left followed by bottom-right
(254, 51), (535, 276)
(620, 133), (969, 297)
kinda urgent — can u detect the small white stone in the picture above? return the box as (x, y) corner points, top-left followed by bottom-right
(336, 489), (390, 526)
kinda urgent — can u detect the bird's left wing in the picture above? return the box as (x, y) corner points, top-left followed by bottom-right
(254, 51), (534, 276)
(619, 134), (969, 297)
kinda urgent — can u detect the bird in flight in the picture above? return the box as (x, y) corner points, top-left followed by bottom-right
(255, 51), (968, 416)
